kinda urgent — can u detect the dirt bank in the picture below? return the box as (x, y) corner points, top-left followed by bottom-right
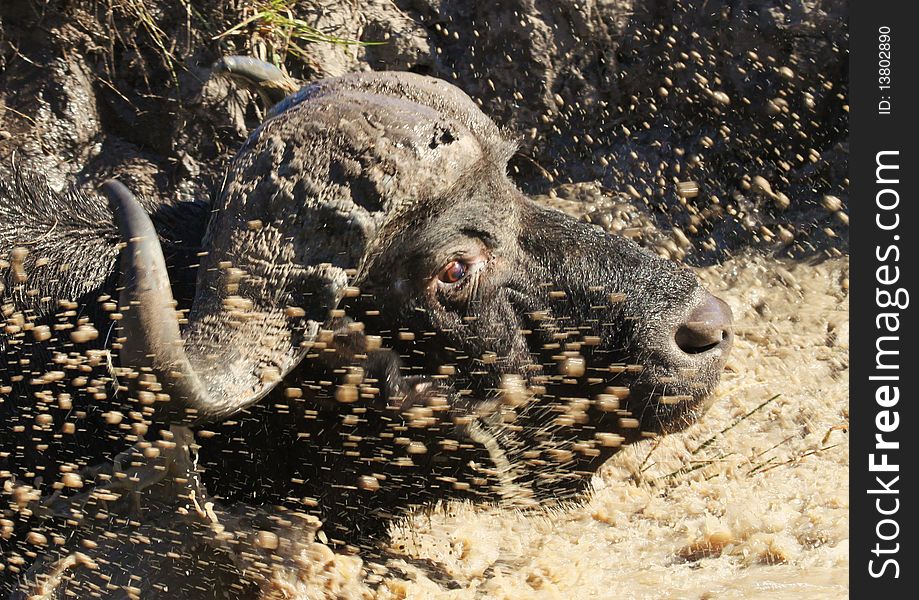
(1, 0), (847, 260)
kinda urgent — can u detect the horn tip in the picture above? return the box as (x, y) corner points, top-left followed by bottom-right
(101, 179), (133, 211)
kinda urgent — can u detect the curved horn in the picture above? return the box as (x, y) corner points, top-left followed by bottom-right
(212, 55), (300, 107)
(105, 180), (291, 423)
(110, 70), (516, 425)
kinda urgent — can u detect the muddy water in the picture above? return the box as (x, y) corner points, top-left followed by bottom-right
(261, 253), (849, 600)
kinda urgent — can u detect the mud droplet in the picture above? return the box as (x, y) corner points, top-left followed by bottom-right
(672, 228), (691, 249)
(560, 356), (585, 378)
(11, 247), (28, 283)
(773, 191), (791, 210)
(26, 531), (48, 546)
(61, 473), (83, 489)
(821, 195), (842, 212)
(751, 175), (773, 196)
(676, 181), (699, 198)
(709, 90), (730, 105)
(407, 441), (428, 454)
(358, 475), (380, 491)
(102, 411), (123, 425)
(336, 384), (359, 403)
(255, 530), (279, 550)
(70, 325), (99, 344)
(595, 432), (624, 447)
(777, 225), (795, 244)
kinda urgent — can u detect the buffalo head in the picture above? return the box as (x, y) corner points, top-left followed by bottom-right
(105, 67), (732, 525)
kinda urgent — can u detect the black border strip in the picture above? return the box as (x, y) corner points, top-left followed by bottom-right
(851, 3), (916, 596)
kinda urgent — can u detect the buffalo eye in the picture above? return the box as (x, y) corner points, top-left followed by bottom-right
(437, 260), (467, 284)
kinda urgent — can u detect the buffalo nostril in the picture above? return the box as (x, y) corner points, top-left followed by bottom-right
(675, 294), (733, 355)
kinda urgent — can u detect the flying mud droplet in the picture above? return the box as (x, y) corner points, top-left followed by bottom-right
(659, 395), (694, 405)
(70, 325), (99, 344)
(821, 195), (842, 212)
(358, 475), (381, 492)
(26, 531), (48, 546)
(619, 417), (640, 429)
(11, 246), (28, 283)
(594, 432), (625, 447)
(407, 441), (428, 455)
(560, 355), (585, 378)
(676, 181), (699, 198)
(255, 530), (279, 550)
(595, 393), (620, 412)
(709, 90), (730, 105)
(336, 384), (359, 403)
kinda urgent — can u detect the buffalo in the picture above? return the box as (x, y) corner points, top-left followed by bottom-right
(1, 62), (732, 597)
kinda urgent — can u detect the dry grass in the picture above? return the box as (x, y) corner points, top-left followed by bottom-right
(212, 0), (378, 67)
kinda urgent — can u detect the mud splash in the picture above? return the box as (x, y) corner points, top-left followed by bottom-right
(239, 253), (848, 599)
(373, 253), (849, 599)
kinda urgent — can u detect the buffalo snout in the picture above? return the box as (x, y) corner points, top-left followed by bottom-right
(513, 200), (733, 440)
(674, 293), (734, 357)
